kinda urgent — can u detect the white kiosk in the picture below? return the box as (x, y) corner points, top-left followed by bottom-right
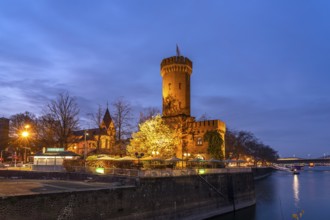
(32, 148), (80, 171)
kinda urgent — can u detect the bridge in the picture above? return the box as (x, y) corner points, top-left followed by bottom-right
(277, 157), (330, 164)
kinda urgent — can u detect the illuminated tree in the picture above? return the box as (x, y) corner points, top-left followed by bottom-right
(128, 115), (179, 158)
(204, 130), (224, 159)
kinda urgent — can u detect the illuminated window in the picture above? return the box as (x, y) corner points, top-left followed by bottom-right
(197, 137), (203, 146)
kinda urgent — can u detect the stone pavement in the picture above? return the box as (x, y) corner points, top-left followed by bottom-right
(0, 178), (123, 197)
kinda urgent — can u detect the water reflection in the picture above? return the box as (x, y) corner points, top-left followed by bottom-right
(210, 169), (330, 220)
(293, 175), (299, 207)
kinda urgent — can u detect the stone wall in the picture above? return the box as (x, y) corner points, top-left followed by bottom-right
(0, 172), (255, 220)
(252, 167), (274, 180)
(0, 170), (135, 185)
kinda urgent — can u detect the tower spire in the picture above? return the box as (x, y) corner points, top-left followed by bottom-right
(102, 105), (112, 129)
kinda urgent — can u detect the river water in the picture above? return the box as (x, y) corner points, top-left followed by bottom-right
(213, 166), (330, 220)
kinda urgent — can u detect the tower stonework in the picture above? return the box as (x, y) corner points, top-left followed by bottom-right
(161, 56), (192, 117)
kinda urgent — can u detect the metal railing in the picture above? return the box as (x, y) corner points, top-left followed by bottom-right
(139, 168), (251, 177)
(69, 166), (251, 178)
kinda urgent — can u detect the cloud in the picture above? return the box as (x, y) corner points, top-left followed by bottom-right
(0, 0), (330, 157)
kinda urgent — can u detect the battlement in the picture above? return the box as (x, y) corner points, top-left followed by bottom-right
(191, 120), (226, 133)
(160, 56), (193, 77)
(161, 56), (193, 69)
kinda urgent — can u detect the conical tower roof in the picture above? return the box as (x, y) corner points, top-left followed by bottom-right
(102, 107), (112, 129)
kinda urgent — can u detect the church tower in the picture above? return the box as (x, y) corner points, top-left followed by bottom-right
(161, 51), (193, 117)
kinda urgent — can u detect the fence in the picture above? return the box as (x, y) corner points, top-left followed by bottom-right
(69, 166), (252, 178)
(139, 168), (251, 177)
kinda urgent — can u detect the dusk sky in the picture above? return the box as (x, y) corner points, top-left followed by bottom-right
(1, 0), (330, 158)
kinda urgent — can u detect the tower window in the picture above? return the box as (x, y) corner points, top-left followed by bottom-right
(197, 137), (203, 146)
(179, 102), (181, 108)
(168, 83), (171, 90)
(179, 83), (181, 89)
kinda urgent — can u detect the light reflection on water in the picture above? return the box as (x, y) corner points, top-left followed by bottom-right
(293, 174), (299, 207)
(210, 166), (330, 220)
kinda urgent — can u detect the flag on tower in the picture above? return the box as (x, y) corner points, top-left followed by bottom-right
(176, 44), (181, 57)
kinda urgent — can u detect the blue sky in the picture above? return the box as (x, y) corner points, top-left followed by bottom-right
(1, 0), (330, 158)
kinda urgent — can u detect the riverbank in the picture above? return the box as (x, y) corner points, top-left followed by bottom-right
(252, 167), (274, 180)
(0, 168), (256, 220)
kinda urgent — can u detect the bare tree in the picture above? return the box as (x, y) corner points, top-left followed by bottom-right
(9, 112), (36, 138)
(112, 97), (132, 142)
(36, 114), (60, 149)
(87, 104), (104, 152)
(9, 112), (37, 156)
(45, 92), (80, 149)
(138, 107), (160, 125)
(197, 113), (210, 121)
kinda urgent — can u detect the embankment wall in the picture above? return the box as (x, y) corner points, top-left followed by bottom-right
(0, 171), (255, 220)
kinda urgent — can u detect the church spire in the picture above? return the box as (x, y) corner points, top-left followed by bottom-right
(102, 105), (112, 129)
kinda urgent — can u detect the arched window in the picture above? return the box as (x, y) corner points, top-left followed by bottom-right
(197, 137), (203, 146)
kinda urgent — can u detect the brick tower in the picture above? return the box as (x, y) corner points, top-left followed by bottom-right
(160, 50), (226, 160)
(161, 55), (193, 117)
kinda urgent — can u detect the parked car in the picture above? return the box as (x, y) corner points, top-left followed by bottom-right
(3, 163), (11, 167)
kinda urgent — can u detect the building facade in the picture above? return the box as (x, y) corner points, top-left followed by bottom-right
(0, 117), (9, 153)
(160, 54), (226, 160)
(68, 107), (116, 155)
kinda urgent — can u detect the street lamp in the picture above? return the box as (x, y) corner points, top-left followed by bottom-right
(135, 152), (144, 169)
(183, 152), (191, 169)
(183, 152), (191, 157)
(84, 130), (89, 169)
(22, 125), (30, 163)
(152, 150), (159, 157)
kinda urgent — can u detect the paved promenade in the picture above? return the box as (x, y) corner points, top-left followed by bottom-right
(0, 178), (126, 197)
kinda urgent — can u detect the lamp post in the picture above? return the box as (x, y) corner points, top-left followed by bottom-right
(135, 152), (144, 169)
(14, 151), (17, 167)
(84, 130), (89, 169)
(183, 152), (190, 169)
(22, 125), (30, 163)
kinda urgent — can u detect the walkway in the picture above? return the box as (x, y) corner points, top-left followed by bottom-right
(0, 178), (132, 197)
